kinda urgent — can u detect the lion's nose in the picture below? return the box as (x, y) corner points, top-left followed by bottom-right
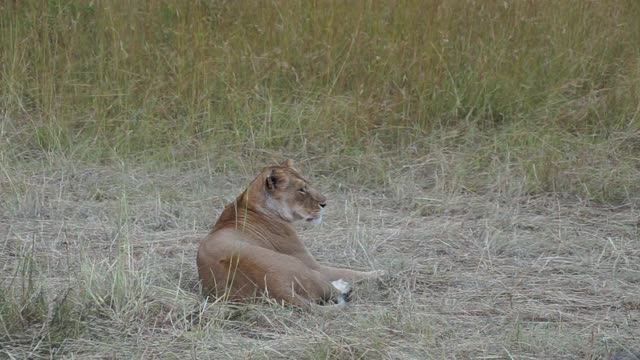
(320, 202), (327, 208)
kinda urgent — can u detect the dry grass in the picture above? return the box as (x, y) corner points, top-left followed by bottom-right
(2, 1), (640, 358)
(1, 157), (639, 359)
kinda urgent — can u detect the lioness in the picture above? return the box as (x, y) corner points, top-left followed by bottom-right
(197, 160), (384, 308)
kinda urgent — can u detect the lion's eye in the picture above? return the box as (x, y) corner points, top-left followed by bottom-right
(298, 188), (306, 193)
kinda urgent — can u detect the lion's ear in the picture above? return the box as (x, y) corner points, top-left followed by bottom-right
(281, 159), (300, 172)
(281, 159), (295, 168)
(266, 170), (278, 190)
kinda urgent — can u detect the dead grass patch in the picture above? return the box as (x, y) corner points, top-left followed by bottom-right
(1, 158), (639, 359)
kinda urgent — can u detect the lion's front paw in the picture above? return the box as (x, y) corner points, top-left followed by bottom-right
(331, 279), (352, 294)
(331, 279), (352, 306)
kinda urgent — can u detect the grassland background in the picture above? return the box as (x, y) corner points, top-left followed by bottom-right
(1, 0), (640, 359)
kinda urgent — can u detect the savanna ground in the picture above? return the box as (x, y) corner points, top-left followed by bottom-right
(1, 1), (640, 359)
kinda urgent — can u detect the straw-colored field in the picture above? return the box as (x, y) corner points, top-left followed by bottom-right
(1, 1), (639, 358)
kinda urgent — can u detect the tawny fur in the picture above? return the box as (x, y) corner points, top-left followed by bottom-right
(196, 160), (384, 308)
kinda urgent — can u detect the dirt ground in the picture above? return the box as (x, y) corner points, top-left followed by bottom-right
(1, 159), (639, 359)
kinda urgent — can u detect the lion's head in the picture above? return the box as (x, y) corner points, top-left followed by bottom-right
(255, 159), (327, 224)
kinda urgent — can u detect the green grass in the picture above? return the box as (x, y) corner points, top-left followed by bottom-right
(1, 0), (639, 202)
